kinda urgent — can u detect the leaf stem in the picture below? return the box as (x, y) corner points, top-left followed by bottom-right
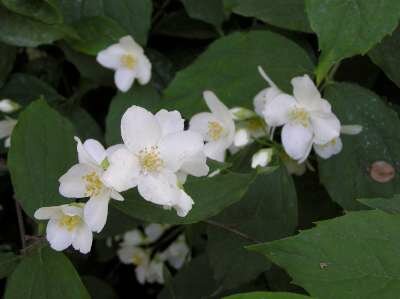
(203, 220), (261, 243)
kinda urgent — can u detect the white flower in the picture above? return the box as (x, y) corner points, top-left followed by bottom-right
(97, 35), (151, 92)
(0, 99), (20, 114)
(34, 203), (92, 254)
(102, 106), (208, 217)
(314, 124), (362, 159)
(0, 117), (17, 148)
(59, 137), (124, 233)
(144, 223), (167, 243)
(251, 148), (273, 169)
(161, 236), (190, 269)
(263, 74), (341, 162)
(190, 91), (235, 162)
(121, 229), (145, 246)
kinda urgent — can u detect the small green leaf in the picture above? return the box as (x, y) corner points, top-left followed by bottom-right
(8, 99), (76, 217)
(223, 292), (313, 299)
(0, 252), (20, 279)
(5, 246), (89, 299)
(250, 210), (400, 299)
(181, 0), (225, 28)
(0, 42), (16, 88)
(358, 194), (400, 214)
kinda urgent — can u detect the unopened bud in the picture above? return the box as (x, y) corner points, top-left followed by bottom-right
(251, 148), (273, 169)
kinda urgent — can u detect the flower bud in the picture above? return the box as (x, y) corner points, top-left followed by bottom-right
(234, 128), (250, 147)
(251, 148), (273, 169)
(0, 99), (21, 113)
(230, 107), (256, 121)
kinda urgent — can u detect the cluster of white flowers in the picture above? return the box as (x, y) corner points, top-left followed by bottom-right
(0, 99), (20, 148)
(117, 224), (189, 284)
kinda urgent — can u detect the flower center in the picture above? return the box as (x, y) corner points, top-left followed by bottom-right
(132, 253), (145, 266)
(83, 172), (103, 197)
(289, 108), (309, 127)
(58, 215), (81, 231)
(138, 146), (163, 173)
(208, 121), (224, 141)
(246, 118), (264, 132)
(121, 54), (137, 69)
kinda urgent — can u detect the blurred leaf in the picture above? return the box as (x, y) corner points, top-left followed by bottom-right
(0, 42), (16, 88)
(163, 30), (314, 117)
(225, 0), (311, 33)
(64, 107), (104, 142)
(8, 99), (76, 217)
(181, 0), (225, 28)
(113, 172), (255, 224)
(82, 276), (118, 299)
(1, 0), (63, 24)
(306, 0), (400, 83)
(224, 292), (313, 299)
(147, 49), (176, 92)
(66, 16), (127, 55)
(5, 246), (89, 299)
(207, 167), (297, 289)
(369, 26), (400, 88)
(105, 85), (161, 145)
(358, 194), (400, 214)
(319, 83), (400, 210)
(0, 252), (20, 279)
(250, 210), (400, 299)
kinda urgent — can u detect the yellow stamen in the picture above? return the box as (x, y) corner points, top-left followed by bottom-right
(83, 172), (103, 197)
(138, 146), (163, 173)
(208, 121), (224, 141)
(121, 54), (137, 69)
(289, 108), (309, 127)
(58, 215), (81, 231)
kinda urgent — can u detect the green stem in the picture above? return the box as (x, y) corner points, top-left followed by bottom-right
(203, 220), (261, 243)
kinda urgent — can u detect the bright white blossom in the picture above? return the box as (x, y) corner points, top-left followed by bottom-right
(34, 203), (92, 254)
(190, 91), (235, 162)
(103, 106), (208, 217)
(262, 73), (341, 162)
(59, 137), (124, 233)
(0, 116), (17, 148)
(251, 148), (274, 169)
(97, 36), (151, 92)
(0, 99), (20, 114)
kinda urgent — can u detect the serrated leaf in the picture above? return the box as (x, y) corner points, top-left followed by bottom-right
(369, 26), (400, 88)
(8, 100), (76, 217)
(306, 0), (400, 83)
(113, 172), (255, 224)
(181, 0), (225, 28)
(319, 83), (400, 210)
(358, 194), (400, 214)
(0, 42), (16, 88)
(0, 252), (20, 279)
(207, 167), (297, 289)
(223, 292), (313, 299)
(5, 246), (89, 299)
(250, 210), (400, 299)
(163, 31), (314, 117)
(225, 0), (311, 33)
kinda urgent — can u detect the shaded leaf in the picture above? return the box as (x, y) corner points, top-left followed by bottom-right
(0, 252), (20, 279)
(224, 292), (313, 299)
(181, 0), (225, 28)
(82, 276), (118, 299)
(0, 42), (16, 88)
(358, 194), (400, 214)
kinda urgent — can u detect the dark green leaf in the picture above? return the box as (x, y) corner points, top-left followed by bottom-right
(358, 194), (400, 214)
(5, 246), (89, 299)
(0, 42), (16, 88)
(163, 30), (314, 117)
(223, 292), (313, 299)
(82, 276), (118, 299)
(319, 83), (400, 210)
(64, 107), (104, 142)
(8, 100), (76, 217)
(0, 252), (20, 279)
(181, 0), (225, 28)
(250, 210), (400, 299)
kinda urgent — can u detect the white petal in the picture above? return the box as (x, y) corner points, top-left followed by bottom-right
(135, 266), (148, 284)
(34, 206), (61, 220)
(263, 94), (296, 127)
(233, 128), (250, 147)
(122, 230), (145, 246)
(61, 204), (84, 217)
(0, 118), (16, 139)
(119, 36), (144, 54)
(159, 131), (205, 172)
(82, 139), (106, 165)
(46, 219), (72, 251)
(189, 112), (218, 141)
(106, 144), (125, 157)
(115, 68), (136, 92)
(72, 224), (93, 254)
(257, 66), (278, 89)
(314, 137), (343, 159)
(110, 190), (124, 201)
(310, 112), (341, 145)
(204, 142), (226, 162)
(253, 87), (282, 116)
(251, 148), (273, 169)
(137, 56), (152, 85)
(203, 91), (233, 127)
(96, 44), (125, 69)
(102, 147), (139, 192)
(137, 171), (180, 206)
(147, 260), (164, 284)
(173, 190), (194, 217)
(84, 192), (111, 233)
(117, 245), (136, 264)
(341, 124), (363, 135)
(281, 123), (313, 161)
(180, 152), (209, 177)
(59, 164), (96, 198)
(291, 75), (322, 109)
(75, 137), (96, 165)
(155, 109), (184, 136)
(121, 106), (161, 153)
(4, 136), (11, 148)
(144, 224), (165, 242)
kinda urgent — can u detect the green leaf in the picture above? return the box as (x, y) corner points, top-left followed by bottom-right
(223, 292), (313, 299)
(369, 26), (400, 88)
(181, 0), (225, 28)
(113, 172), (255, 224)
(63, 107), (104, 142)
(0, 6), (68, 47)
(207, 167), (297, 289)
(5, 246), (89, 299)
(8, 99), (76, 217)
(0, 252), (20, 279)
(358, 194), (400, 214)
(105, 85), (161, 145)
(306, 0), (400, 83)
(250, 210), (400, 299)
(66, 16), (127, 55)
(82, 276), (118, 299)
(0, 42), (16, 88)
(1, 0), (63, 24)
(224, 0), (312, 33)
(163, 30), (314, 117)
(97, 206), (141, 239)
(319, 83), (400, 210)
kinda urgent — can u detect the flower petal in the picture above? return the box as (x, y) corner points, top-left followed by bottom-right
(34, 206), (61, 220)
(310, 112), (341, 145)
(204, 141), (226, 162)
(72, 224), (93, 254)
(203, 91), (233, 127)
(59, 164), (95, 198)
(119, 36), (144, 54)
(155, 109), (184, 136)
(121, 106), (161, 153)
(82, 139), (106, 165)
(117, 245), (136, 264)
(180, 152), (209, 177)
(115, 68), (136, 92)
(84, 192), (111, 233)
(110, 190), (124, 201)
(253, 87), (282, 116)
(291, 75), (321, 108)
(46, 219), (72, 251)
(314, 137), (343, 159)
(102, 147), (139, 192)
(122, 229), (144, 246)
(263, 94), (296, 127)
(173, 190), (194, 217)
(137, 56), (152, 85)
(96, 44), (124, 69)
(0, 118), (16, 139)
(341, 124), (363, 135)
(189, 112), (218, 141)
(281, 123), (313, 161)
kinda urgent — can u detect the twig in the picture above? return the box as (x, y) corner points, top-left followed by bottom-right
(203, 220), (261, 243)
(14, 198), (26, 249)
